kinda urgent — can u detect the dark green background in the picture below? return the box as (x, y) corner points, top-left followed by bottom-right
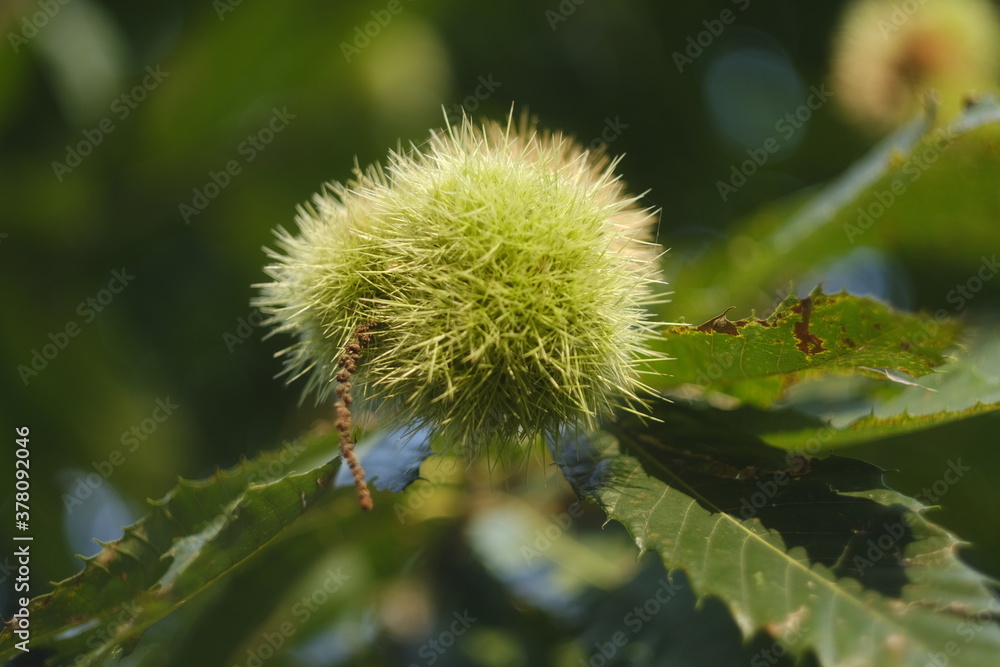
(2, 1), (998, 665)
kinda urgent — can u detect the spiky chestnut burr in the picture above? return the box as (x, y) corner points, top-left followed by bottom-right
(255, 111), (662, 508)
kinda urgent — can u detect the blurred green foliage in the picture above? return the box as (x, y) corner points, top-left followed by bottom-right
(2, 0), (999, 665)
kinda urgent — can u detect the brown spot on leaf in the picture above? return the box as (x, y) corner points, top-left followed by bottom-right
(842, 338), (856, 348)
(792, 296), (827, 355)
(788, 456), (816, 476)
(695, 307), (741, 336)
(765, 606), (810, 641)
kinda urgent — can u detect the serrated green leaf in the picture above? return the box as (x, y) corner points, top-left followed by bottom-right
(746, 326), (1000, 450)
(556, 402), (1000, 667)
(657, 287), (959, 406)
(0, 426), (431, 665)
(663, 96), (1000, 326)
(0, 433), (343, 665)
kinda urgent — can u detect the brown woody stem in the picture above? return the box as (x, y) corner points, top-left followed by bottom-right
(327, 322), (378, 511)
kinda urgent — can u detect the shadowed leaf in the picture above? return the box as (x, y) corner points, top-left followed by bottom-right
(663, 96), (1000, 325)
(554, 401), (1000, 667)
(0, 429), (430, 664)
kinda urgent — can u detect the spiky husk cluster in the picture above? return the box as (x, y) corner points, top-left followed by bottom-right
(831, 0), (1000, 131)
(255, 114), (661, 452)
